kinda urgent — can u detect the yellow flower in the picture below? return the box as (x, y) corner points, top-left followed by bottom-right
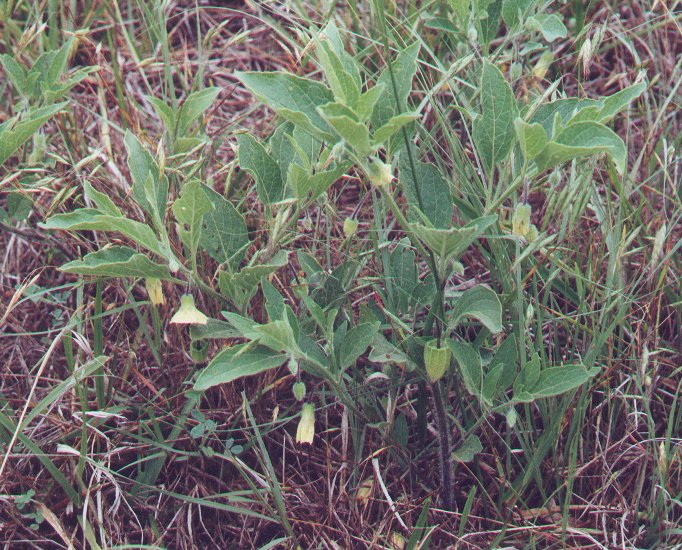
(512, 203), (532, 237)
(368, 158), (393, 188)
(170, 294), (208, 325)
(343, 217), (359, 237)
(145, 278), (165, 306)
(296, 403), (315, 444)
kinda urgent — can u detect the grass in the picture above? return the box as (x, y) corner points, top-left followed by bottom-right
(1, 0), (680, 548)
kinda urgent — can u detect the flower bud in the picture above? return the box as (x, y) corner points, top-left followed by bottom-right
(343, 217), (359, 237)
(367, 158), (393, 188)
(512, 203), (532, 237)
(170, 294), (208, 325)
(146, 278), (165, 306)
(292, 381), (306, 401)
(424, 339), (452, 382)
(296, 403), (315, 444)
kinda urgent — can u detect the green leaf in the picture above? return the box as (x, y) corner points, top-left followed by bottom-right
(449, 286), (503, 333)
(528, 365), (592, 398)
(371, 42), (420, 130)
(399, 151), (453, 229)
(513, 352), (541, 397)
(288, 162), (348, 203)
(0, 54), (27, 94)
(200, 186), (249, 267)
(535, 121), (627, 174)
(411, 215), (497, 261)
(41, 210), (167, 258)
(318, 103), (372, 155)
(472, 60), (519, 174)
(529, 98), (600, 136)
(337, 322), (380, 370)
(353, 84), (385, 121)
(320, 22), (362, 90)
(172, 180), (213, 258)
(528, 14), (567, 42)
(189, 318), (241, 341)
(237, 133), (284, 205)
(59, 246), (172, 279)
(124, 131), (167, 222)
(0, 103), (66, 165)
(83, 182), (122, 217)
(452, 434), (483, 462)
(485, 334), (517, 398)
(148, 96), (176, 132)
(369, 334), (415, 370)
(514, 118), (548, 160)
(373, 112), (419, 145)
(569, 82), (646, 125)
(253, 320), (297, 354)
(476, 0), (503, 49)
(235, 71), (334, 139)
(501, 0), (534, 28)
(193, 345), (287, 391)
(177, 87), (221, 135)
(316, 36), (360, 105)
(226, 250), (289, 292)
(448, 340), (484, 399)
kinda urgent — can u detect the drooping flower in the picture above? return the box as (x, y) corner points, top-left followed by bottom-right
(296, 403), (315, 444)
(512, 203), (532, 238)
(145, 278), (165, 306)
(170, 294), (208, 325)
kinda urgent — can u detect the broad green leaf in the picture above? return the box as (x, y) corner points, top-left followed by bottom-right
(472, 60), (519, 174)
(0, 54), (27, 94)
(354, 84), (385, 121)
(529, 98), (600, 136)
(369, 334), (415, 370)
(320, 22), (362, 90)
(41, 210), (167, 258)
(316, 37), (360, 105)
(227, 250), (289, 291)
(318, 103), (372, 155)
(399, 148), (453, 229)
(476, 0), (503, 49)
(373, 112), (419, 145)
(513, 352), (541, 396)
(189, 318), (240, 341)
(124, 131), (167, 222)
(448, 339), (484, 399)
(337, 322), (380, 370)
(568, 82), (646, 125)
(411, 215), (497, 261)
(288, 162), (348, 203)
(200, 186), (249, 267)
(59, 246), (172, 279)
(177, 87), (221, 135)
(535, 121), (627, 174)
(148, 96), (176, 132)
(371, 42), (420, 130)
(193, 345), (286, 391)
(449, 0), (470, 22)
(237, 133), (283, 205)
(501, 0), (534, 27)
(514, 118), (548, 160)
(235, 71), (334, 138)
(452, 434), (483, 462)
(253, 320), (297, 354)
(0, 103), (66, 165)
(449, 286), (503, 333)
(83, 182), (122, 217)
(528, 14), (567, 42)
(528, 365), (592, 399)
(388, 240), (418, 313)
(485, 334), (517, 399)
(172, 180), (213, 257)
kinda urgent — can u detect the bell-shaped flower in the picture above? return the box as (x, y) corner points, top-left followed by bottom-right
(170, 294), (208, 325)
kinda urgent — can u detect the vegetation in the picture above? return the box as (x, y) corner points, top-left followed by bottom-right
(0, 0), (680, 547)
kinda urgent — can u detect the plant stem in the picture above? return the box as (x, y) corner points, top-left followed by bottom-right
(431, 380), (454, 509)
